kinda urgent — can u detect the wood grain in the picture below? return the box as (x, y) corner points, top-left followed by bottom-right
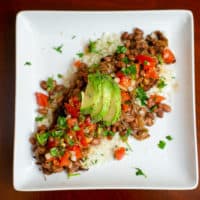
(0, 0), (199, 199)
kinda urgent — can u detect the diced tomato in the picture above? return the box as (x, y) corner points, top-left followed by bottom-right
(76, 130), (84, 139)
(74, 60), (82, 68)
(70, 145), (82, 159)
(70, 96), (80, 107)
(64, 103), (79, 118)
(35, 92), (48, 107)
(135, 55), (156, 65)
(150, 95), (165, 104)
(53, 158), (60, 166)
(121, 91), (131, 103)
(162, 48), (176, 64)
(88, 124), (96, 132)
(114, 147), (126, 160)
(122, 104), (131, 112)
(67, 118), (78, 128)
(116, 71), (125, 79)
(85, 116), (91, 126)
(119, 76), (132, 88)
(60, 151), (70, 167)
(80, 137), (88, 147)
(145, 69), (158, 79)
(47, 139), (57, 149)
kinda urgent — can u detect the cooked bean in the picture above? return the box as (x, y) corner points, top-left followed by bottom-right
(40, 81), (47, 90)
(116, 61), (126, 68)
(128, 54), (135, 61)
(55, 85), (65, 92)
(118, 53), (126, 60)
(37, 125), (47, 132)
(91, 138), (101, 145)
(121, 32), (129, 40)
(37, 108), (48, 115)
(133, 129), (150, 140)
(125, 40), (131, 48)
(103, 56), (112, 62)
(160, 103), (171, 112)
(156, 109), (164, 118)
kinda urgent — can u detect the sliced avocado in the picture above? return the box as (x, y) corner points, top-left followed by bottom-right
(91, 76), (112, 121)
(103, 81), (121, 125)
(80, 73), (102, 114)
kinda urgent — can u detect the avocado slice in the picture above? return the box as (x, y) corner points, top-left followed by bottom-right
(103, 81), (121, 125)
(91, 76), (112, 121)
(80, 73), (102, 114)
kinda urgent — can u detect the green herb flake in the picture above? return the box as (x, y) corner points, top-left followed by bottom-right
(158, 140), (166, 149)
(57, 116), (67, 129)
(51, 130), (64, 137)
(116, 45), (127, 54)
(103, 130), (115, 137)
(57, 74), (63, 79)
(135, 168), (147, 178)
(135, 87), (148, 106)
(157, 79), (167, 89)
(36, 132), (49, 146)
(120, 128), (132, 141)
(144, 60), (149, 65)
(157, 54), (163, 64)
(73, 124), (80, 131)
(47, 77), (54, 91)
(166, 135), (173, 141)
(149, 105), (157, 112)
(50, 147), (59, 157)
(76, 52), (84, 58)
(64, 134), (75, 146)
(68, 173), (80, 179)
(122, 64), (137, 76)
(24, 61), (32, 66)
(122, 57), (129, 64)
(88, 40), (98, 53)
(72, 35), (76, 39)
(35, 116), (45, 122)
(53, 44), (63, 53)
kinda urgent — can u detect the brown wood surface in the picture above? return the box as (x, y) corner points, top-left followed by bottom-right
(0, 0), (199, 199)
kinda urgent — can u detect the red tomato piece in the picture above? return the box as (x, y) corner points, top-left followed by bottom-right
(114, 147), (126, 160)
(162, 48), (176, 64)
(35, 92), (48, 107)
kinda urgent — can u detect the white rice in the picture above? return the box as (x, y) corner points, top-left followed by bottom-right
(80, 33), (122, 66)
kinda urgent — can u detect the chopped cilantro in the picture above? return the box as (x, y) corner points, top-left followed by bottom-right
(64, 134), (74, 146)
(158, 140), (166, 149)
(51, 130), (64, 137)
(135, 87), (148, 106)
(144, 60), (149, 65)
(120, 128), (132, 141)
(72, 35), (76, 39)
(57, 74), (63, 79)
(50, 147), (59, 157)
(57, 116), (67, 129)
(103, 130), (115, 137)
(122, 64), (137, 77)
(35, 116), (45, 122)
(53, 44), (63, 53)
(76, 52), (84, 58)
(36, 132), (49, 146)
(47, 77), (54, 91)
(166, 135), (173, 141)
(24, 61), (31, 66)
(157, 54), (163, 64)
(73, 124), (80, 131)
(149, 105), (157, 112)
(88, 40), (98, 53)
(135, 168), (147, 178)
(122, 57), (129, 64)
(68, 173), (80, 179)
(116, 45), (127, 54)
(157, 79), (167, 89)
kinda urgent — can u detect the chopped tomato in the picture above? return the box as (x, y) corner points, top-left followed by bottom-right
(85, 116), (91, 126)
(35, 92), (48, 107)
(65, 103), (79, 118)
(119, 76), (132, 88)
(70, 145), (82, 159)
(67, 118), (78, 128)
(122, 104), (131, 112)
(88, 124), (96, 132)
(145, 69), (158, 79)
(116, 71), (125, 79)
(121, 91), (131, 103)
(69, 96), (80, 107)
(76, 130), (84, 139)
(80, 137), (88, 147)
(60, 151), (70, 167)
(162, 48), (176, 64)
(114, 147), (126, 160)
(150, 95), (165, 104)
(47, 139), (57, 149)
(74, 60), (82, 68)
(135, 55), (156, 65)
(53, 158), (60, 166)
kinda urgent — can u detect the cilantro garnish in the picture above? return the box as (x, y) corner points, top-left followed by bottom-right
(24, 61), (31, 66)
(76, 52), (84, 58)
(47, 77), (54, 91)
(122, 64), (137, 77)
(68, 173), (80, 179)
(122, 57), (129, 64)
(157, 79), (167, 89)
(158, 140), (166, 149)
(135, 87), (148, 105)
(53, 44), (63, 53)
(166, 135), (173, 141)
(135, 168), (147, 178)
(35, 116), (45, 122)
(116, 45), (127, 54)
(57, 74), (63, 79)
(88, 40), (98, 53)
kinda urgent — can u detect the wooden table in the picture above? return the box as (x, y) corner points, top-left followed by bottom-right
(0, 0), (199, 199)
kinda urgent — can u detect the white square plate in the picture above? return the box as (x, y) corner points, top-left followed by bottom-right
(14, 10), (198, 191)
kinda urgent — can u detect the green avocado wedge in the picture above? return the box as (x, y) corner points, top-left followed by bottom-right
(91, 76), (112, 122)
(103, 81), (121, 125)
(80, 73), (102, 114)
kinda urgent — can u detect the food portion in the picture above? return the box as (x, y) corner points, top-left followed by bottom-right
(30, 28), (176, 175)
